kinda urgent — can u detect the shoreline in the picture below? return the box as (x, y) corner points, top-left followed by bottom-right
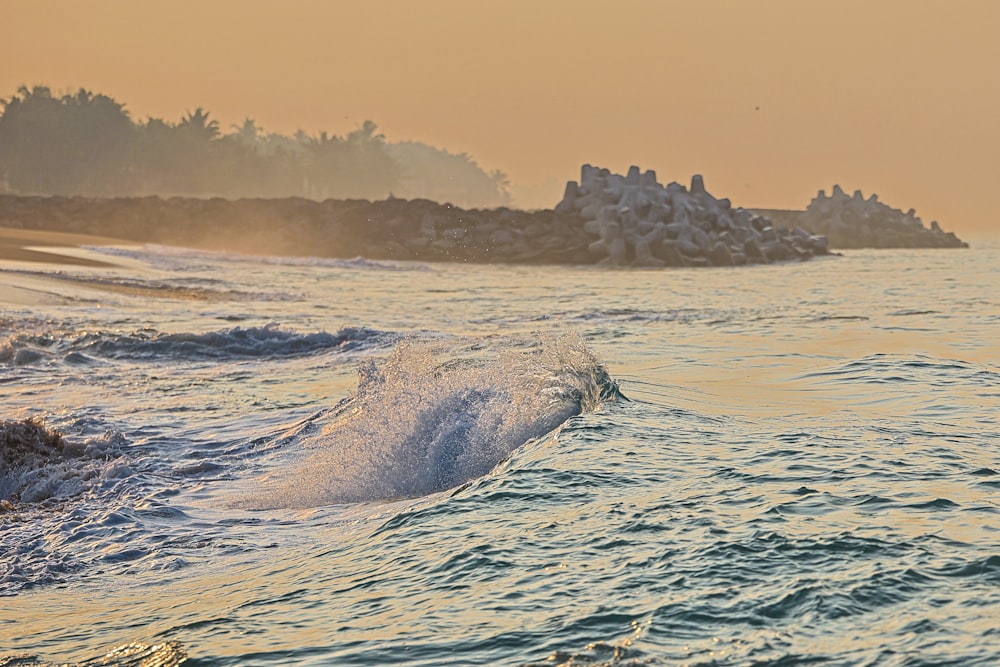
(0, 226), (132, 267)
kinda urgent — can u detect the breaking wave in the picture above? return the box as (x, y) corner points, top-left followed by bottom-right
(0, 418), (130, 508)
(0, 324), (392, 365)
(247, 334), (623, 508)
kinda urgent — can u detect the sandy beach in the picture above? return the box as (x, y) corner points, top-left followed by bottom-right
(0, 226), (130, 267)
(0, 229), (258, 305)
(0, 227), (142, 306)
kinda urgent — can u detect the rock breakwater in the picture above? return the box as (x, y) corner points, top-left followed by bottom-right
(0, 194), (590, 264)
(0, 167), (831, 267)
(555, 165), (828, 266)
(757, 186), (966, 249)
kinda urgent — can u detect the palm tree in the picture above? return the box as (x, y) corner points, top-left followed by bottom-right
(231, 117), (261, 146)
(0, 85), (134, 195)
(346, 119), (385, 145)
(178, 107), (220, 142)
(489, 169), (512, 205)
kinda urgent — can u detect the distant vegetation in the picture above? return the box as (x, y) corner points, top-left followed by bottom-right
(0, 86), (511, 207)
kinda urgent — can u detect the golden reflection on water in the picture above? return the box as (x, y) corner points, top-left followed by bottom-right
(623, 317), (996, 422)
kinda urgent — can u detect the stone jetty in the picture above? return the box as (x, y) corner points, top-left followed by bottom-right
(0, 166), (833, 267)
(0, 195), (594, 264)
(757, 186), (967, 249)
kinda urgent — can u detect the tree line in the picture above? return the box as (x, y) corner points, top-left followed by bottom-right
(0, 86), (511, 207)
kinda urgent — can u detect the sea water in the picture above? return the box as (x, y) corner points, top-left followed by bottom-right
(1, 242), (998, 666)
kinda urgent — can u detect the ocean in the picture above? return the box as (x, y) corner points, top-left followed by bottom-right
(1, 241), (998, 666)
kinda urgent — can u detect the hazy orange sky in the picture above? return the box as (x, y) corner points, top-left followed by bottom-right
(4, 0), (999, 237)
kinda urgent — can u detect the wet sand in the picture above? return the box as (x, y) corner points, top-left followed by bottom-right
(0, 227), (129, 267)
(0, 227), (142, 306)
(0, 228), (254, 305)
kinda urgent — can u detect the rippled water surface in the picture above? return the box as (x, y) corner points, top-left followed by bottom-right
(1, 243), (998, 666)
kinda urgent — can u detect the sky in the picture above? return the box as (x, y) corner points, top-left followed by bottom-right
(3, 0), (999, 238)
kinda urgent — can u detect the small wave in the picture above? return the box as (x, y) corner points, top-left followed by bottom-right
(256, 254), (429, 271)
(794, 353), (1000, 388)
(246, 334), (623, 508)
(809, 314), (870, 322)
(0, 641), (186, 667)
(5, 269), (291, 301)
(522, 642), (653, 667)
(474, 306), (761, 328)
(933, 555), (1000, 582)
(90, 243), (427, 271)
(522, 617), (654, 667)
(890, 309), (941, 317)
(0, 324), (392, 364)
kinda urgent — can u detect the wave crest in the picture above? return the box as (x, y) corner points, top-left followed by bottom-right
(248, 334), (622, 508)
(0, 324), (391, 364)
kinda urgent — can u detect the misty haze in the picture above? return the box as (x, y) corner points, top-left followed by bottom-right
(0, 86), (513, 208)
(1, 2), (998, 667)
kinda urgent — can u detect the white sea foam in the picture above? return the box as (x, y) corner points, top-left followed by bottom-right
(0, 324), (392, 364)
(0, 418), (129, 506)
(246, 334), (621, 508)
(88, 243), (426, 271)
